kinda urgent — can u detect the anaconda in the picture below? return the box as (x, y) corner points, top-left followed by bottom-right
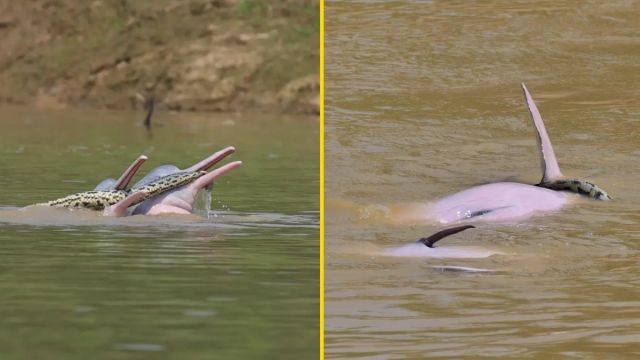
(43, 171), (207, 211)
(537, 179), (611, 200)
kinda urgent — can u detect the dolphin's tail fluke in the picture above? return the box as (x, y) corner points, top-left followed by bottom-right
(521, 83), (563, 183)
(418, 225), (476, 248)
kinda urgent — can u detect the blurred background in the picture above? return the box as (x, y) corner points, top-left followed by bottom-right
(0, 0), (319, 114)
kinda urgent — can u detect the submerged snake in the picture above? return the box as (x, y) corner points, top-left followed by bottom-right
(43, 171), (207, 210)
(537, 179), (611, 201)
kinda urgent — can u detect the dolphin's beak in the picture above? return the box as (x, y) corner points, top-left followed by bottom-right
(113, 155), (148, 190)
(186, 146), (236, 172)
(190, 161), (243, 190)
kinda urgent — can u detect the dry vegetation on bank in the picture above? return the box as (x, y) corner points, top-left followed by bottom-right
(0, 0), (319, 114)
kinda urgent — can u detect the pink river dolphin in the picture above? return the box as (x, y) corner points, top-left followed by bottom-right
(418, 83), (610, 224)
(103, 147), (241, 217)
(384, 225), (505, 273)
(130, 147), (242, 216)
(385, 225), (503, 259)
(384, 84), (611, 261)
(28, 147), (241, 217)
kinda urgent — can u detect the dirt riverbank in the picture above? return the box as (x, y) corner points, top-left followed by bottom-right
(0, 0), (319, 115)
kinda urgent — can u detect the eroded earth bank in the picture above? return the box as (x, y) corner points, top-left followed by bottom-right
(0, 0), (319, 114)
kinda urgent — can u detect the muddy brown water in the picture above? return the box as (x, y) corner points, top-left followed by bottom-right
(0, 106), (318, 359)
(325, 1), (640, 358)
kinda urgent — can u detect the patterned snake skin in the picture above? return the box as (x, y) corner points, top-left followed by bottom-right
(43, 171), (207, 210)
(537, 179), (611, 201)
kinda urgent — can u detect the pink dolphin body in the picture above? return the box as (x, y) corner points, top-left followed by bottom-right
(128, 147), (241, 216)
(101, 147), (240, 217)
(421, 83), (610, 224)
(29, 148), (240, 217)
(386, 85), (610, 260)
(427, 182), (568, 224)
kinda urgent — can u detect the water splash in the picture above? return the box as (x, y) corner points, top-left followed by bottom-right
(200, 183), (213, 220)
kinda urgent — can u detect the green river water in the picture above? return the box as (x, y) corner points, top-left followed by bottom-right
(0, 106), (319, 359)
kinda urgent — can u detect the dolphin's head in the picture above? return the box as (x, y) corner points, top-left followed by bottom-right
(132, 147), (241, 215)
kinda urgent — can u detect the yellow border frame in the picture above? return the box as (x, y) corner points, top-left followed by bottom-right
(319, 0), (325, 359)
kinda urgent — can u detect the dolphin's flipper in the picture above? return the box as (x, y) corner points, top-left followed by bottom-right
(418, 225), (476, 248)
(104, 191), (147, 217)
(521, 83), (563, 183)
(465, 206), (513, 219)
(94, 155), (148, 191)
